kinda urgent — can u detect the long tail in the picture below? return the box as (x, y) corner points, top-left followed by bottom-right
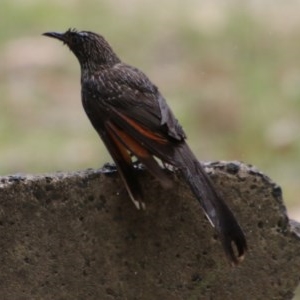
(101, 109), (247, 263)
(173, 143), (247, 265)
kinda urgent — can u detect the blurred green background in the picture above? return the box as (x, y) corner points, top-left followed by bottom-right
(0, 0), (299, 296)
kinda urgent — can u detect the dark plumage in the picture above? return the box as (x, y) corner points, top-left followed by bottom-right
(43, 28), (247, 264)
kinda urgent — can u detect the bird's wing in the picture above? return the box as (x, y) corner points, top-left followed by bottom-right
(82, 68), (174, 190)
(84, 64), (187, 165)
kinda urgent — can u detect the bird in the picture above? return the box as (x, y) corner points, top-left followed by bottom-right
(43, 28), (247, 265)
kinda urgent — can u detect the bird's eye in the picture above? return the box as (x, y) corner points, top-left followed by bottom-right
(70, 34), (81, 44)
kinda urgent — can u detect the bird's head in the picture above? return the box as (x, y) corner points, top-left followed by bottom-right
(43, 28), (120, 69)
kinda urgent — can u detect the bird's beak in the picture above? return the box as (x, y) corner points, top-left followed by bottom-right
(43, 32), (66, 42)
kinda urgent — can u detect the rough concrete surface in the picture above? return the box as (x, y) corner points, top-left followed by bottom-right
(0, 161), (299, 300)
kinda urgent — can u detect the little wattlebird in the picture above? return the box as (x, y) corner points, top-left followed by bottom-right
(43, 29), (247, 265)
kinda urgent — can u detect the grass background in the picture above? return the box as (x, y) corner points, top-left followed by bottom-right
(0, 1), (299, 297)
